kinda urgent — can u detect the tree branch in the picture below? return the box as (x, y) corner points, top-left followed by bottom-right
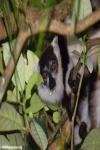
(0, 6), (100, 41)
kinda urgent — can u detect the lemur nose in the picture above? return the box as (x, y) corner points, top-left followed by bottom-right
(49, 77), (56, 90)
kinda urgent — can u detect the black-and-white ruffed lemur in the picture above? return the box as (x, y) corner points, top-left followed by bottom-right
(37, 0), (100, 147)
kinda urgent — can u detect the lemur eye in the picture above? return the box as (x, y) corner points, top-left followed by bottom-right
(51, 60), (58, 72)
(42, 71), (48, 79)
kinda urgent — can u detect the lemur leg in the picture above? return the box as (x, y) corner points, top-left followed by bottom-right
(74, 95), (91, 145)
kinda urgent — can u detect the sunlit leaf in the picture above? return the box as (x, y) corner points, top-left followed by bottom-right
(30, 119), (48, 150)
(2, 41), (39, 92)
(25, 50), (39, 83)
(0, 135), (10, 147)
(0, 102), (24, 131)
(44, 106), (49, 111)
(7, 90), (17, 103)
(86, 57), (93, 73)
(72, 0), (92, 21)
(12, 54), (25, 91)
(0, 133), (24, 148)
(79, 0), (92, 20)
(26, 93), (45, 114)
(53, 111), (61, 123)
(2, 41), (25, 91)
(2, 41), (13, 66)
(7, 89), (20, 103)
(25, 73), (43, 100)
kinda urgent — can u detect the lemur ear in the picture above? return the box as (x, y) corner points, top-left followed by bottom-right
(68, 67), (81, 94)
(51, 36), (58, 47)
(90, 0), (100, 10)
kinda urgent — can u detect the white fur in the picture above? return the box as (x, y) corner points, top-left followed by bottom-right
(87, 29), (100, 69)
(79, 95), (91, 131)
(90, 80), (100, 127)
(38, 37), (64, 104)
(67, 35), (82, 64)
(65, 57), (74, 95)
(74, 125), (82, 145)
(74, 93), (91, 145)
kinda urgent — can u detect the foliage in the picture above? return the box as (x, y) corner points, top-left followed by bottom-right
(80, 128), (100, 150)
(0, 0), (100, 150)
(29, 0), (62, 8)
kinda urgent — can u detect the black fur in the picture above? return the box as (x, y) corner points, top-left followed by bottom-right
(58, 35), (69, 87)
(39, 45), (57, 73)
(57, 35), (73, 120)
(79, 122), (87, 139)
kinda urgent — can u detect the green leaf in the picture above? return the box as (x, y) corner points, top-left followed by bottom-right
(13, 50), (39, 91)
(25, 73), (43, 100)
(10, 0), (20, 20)
(7, 133), (24, 146)
(45, 0), (56, 7)
(79, 0), (92, 20)
(2, 41), (12, 66)
(7, 89), (20, 103)
(29, 0), (44, 8)
(25, 50), (39, 83)
(0, 133), (24, 148)
(80, 128), (100, 150)
(26, 93), (45, 114)
(80, 52), (85, 65)
(44, 106), (49, 111)
(53, 111), (61, 123)
(0, 102), (24, 131)
(2, 41), (25, 91)
(0, 135), (10, 147)
(12, 54), (25, 91)
(72, 0), (92, 21)
(7, 90), (17, 103)
(2, 41), (39, 92)
(12, 50), (38, 92)
(47, 104), (60, 111)
(86, 57), (93, 73)
(36, 32), (45, 57)
(30, 119), (48, 150)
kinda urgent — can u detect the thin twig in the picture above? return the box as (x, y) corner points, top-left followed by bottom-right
(71, 53), (85, 150)
(48, 112), (67, 145)
(44, 111), (55, 132)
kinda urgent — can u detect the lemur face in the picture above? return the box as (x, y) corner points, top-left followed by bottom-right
(38, 37), (64, 104)
(39, 45), (58, 91)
